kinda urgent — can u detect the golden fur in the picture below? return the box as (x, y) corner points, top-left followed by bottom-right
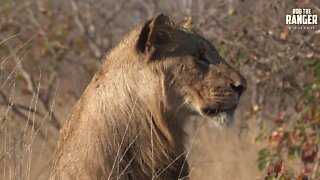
(52, 14), (246, 180)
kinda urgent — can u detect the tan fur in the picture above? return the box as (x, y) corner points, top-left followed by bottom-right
(52, 14), (246, 180)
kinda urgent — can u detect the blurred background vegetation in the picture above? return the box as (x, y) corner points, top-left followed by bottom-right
(0, 0), (319, 179)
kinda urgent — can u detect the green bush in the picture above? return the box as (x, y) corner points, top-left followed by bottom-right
(257, 58), (320, 179)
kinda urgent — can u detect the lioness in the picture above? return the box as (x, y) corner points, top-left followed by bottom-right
(52, 14), (246, 180)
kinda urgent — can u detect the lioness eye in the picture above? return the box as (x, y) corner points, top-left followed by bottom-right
(195, 54), (210, 65)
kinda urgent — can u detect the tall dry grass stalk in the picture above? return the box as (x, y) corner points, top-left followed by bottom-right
(0, 34), (59, 179)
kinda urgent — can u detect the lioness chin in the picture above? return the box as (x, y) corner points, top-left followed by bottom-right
(52, 14), (246, 180)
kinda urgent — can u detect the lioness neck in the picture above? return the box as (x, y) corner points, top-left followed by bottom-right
(53, 26), (188, 179)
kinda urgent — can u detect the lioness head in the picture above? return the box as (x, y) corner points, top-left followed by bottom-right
(136, 14), (247, 127)
(52, 14), (248, 179)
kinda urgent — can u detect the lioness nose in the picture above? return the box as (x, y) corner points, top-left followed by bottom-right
(230, 76), (247, 96)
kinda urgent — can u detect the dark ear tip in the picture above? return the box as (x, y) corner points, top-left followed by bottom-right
(153, 13), (172, 26)
(136, 13), (174, 54)
(136, 19), (151, 53)
(155, 13), (168, 19)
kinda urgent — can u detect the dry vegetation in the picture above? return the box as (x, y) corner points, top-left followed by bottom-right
(0, 0), (319, 179)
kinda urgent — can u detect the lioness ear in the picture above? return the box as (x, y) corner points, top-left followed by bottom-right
(180, 16), (193, 29)
(136, 14), (177, 61)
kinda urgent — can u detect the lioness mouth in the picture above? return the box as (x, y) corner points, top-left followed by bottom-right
(201, 106), (236, 117)
(199, 105), (237, 127)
